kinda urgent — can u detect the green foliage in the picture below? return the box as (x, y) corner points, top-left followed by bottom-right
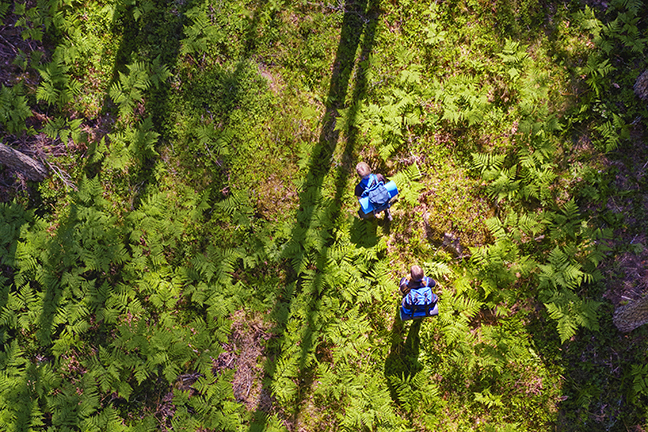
(355, 65), (425, 160)
(0, 84), (32, 134)
(592, 112), (629, 152)
(4, 0), (648, 429)
(391, 162), (423, 207)
(0, 173), (245, 428)
(434, 73), (491, 126)
(542, 289), (601, 343)
(0, 1), (9, 24)
(109, 57), (171, 118)
(180, 5), (226, 57)
(497, 39), (530, 81)
(104, 116), (159, 171)
(630, 363), (648, 404)
(36, 58), (81, 108)
(13, 0), (57, 41)
(538, 247), (586, 292)
(581, 55), (615, 98)
(388, 369), (440, 414)
(471, 153), (506, 175)
(42, 116), (84, 146)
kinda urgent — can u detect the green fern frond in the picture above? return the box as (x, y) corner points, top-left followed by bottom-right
(485, 217), (507, 240)
(543, 289), (601, 342)
(423, 261), (453, 280)
(0, 84), (32, 134)
(487, 168), (520, 202)
(36, 58), (79, 107)
(471, 152), (506, 175)
(390, 162), (423, 206)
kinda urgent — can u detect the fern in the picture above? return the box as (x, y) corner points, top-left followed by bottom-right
(593, 113), (629, 152)
(547, 200), (581, 242)
(0, 2), (9, 25)
(36, 58), (81, 107)
(630, 364), (648, 403)
(474, 388), (504, 408)
(358, 66), (424, 160)
(390, 162), (423, 206)
(486, 167), (520, 202)
(471, 152), (506, 175)
(423, 22), (447, 47)
(520, 163), (557, 204)
(105, 117), (159, 170)
(42, 116), (84, 146)
(109, 62), (151, 116)
(389, 369), (438, 413)
(538, 247), (585, 292)
(542, 289), (601, 342)
(0, 84), (32, 134)
(497, 39), (529, 81)
(423, 261), (453, 280)
(180, 5), (225, 57)
(435, 73), (491, 126)
(109, 57), (170, 118)
(602, 8), (647, 53)
(215, 189), (254, 228)
(334, 102), (363, 135)
(581, 55), (615, 97)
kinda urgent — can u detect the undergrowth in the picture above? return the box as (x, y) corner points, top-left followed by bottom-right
(1, 0), (648, 430)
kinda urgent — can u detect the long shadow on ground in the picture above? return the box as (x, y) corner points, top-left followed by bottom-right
(385, 314), (424, 402)
(95, 0), (196, 206)
(247, 0), (381, 429)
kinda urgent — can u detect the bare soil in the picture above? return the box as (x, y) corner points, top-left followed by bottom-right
(214, 310), (275, 413)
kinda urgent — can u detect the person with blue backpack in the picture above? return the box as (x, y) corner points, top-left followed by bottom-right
(399, 265), (439, 320)
(355, 162), (395, 221)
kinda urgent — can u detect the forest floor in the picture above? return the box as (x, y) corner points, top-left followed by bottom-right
(2, 0), (648, 430)
(602, 124), (648, 307)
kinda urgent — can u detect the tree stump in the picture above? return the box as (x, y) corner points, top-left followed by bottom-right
(613, 294), (648, 333)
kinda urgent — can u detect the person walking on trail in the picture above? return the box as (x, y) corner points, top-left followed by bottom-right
(355, 162), (393, 221)
(399, 265), (439, 320)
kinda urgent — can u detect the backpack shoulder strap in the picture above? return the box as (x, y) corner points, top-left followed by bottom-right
(423, 277), (436, 288)
(406, 290), (415, 306)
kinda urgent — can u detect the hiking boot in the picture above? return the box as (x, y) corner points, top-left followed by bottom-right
(384, 209), (393, 222)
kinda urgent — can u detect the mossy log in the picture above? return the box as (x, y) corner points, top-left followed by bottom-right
(0, 142), (48, 181)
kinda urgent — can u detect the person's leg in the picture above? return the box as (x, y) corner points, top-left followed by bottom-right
(384, 208), (393, 222)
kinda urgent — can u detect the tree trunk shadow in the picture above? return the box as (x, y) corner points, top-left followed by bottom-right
(246, 0), (381, 429)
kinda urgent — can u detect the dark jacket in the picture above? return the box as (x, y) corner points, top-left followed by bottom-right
(399, 276), (436, 296)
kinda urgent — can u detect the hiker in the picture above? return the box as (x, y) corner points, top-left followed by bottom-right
(355, 162), (393, 221)
(399, 265), (439, 320)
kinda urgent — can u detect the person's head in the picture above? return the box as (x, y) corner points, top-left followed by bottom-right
(356, 162), (371, 178)
(410, 265), (424, 281)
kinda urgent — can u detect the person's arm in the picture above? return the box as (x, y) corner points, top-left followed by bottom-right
(423, 276), (436, 288)
(354, 183), (364, 198)
(399, 277), (410, 295)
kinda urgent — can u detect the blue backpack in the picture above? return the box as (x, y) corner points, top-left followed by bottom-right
(400, 277), (439, 321)
(362, 174), (391, 212)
